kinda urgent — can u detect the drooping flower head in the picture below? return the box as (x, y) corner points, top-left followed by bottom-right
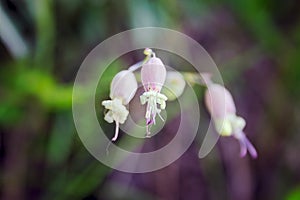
(203, 74), (257, 158)
(102, 70), (137, 141)
(140, 53), (168, 137)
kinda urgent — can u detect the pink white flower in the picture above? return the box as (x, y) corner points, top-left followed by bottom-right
(102, 70), (137, 141)
(140, 56), (168, 137)
(203, 74), (257, 158)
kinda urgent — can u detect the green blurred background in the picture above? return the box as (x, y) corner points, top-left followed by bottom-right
(1, 0), (300, 199)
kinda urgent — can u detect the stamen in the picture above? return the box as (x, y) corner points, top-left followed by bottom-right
(102, 98), (129, 141)
(239, 136), (248, 157)
(244, 136), (258, 158)
(236, 132), (257, 158)
(140, 89), (168, 136)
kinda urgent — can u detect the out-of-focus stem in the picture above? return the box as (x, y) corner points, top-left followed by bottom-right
(0, 3), (28, 58)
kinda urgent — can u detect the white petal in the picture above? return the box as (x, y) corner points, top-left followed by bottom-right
(110, 70), (138, 105)
(205, 84), (236, 119)
(141, 57), (166, 91)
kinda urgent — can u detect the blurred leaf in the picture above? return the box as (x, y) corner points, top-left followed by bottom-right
(14, 69), (73, 110)
(286, 186), (300, 200)
(32, 0), (55, 68)
(57, 162), (110, 200)
(0, 100), (23, 125)
(47, 112), (74, 165)
(226, 0), (285, 52)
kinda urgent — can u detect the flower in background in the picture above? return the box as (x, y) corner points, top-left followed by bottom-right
(102, 70), (137, 141)
(140, 56), (168, 137)
(203, 74), (257, 158)
(162, 71), (186, 101)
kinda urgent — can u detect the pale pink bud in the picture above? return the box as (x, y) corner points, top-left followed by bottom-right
(205, 84), (236, 119)
(143, 48), (153, 56)
(110, 70), (138, 105)
(102, 70), (137, 141)
(204, 79), (257, 158)
(141, 57), (166, 92)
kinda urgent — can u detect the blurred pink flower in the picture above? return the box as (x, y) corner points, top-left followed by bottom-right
(204, 74), (257, 158)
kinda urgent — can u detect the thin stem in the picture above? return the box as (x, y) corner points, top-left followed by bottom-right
(128, 61), (143, 72)
(157, 112), (165, 122)
(128, 49), (155, 72)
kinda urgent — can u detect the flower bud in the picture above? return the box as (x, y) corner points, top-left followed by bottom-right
(205, 84), (236, 119)
(102, 70), (137, 141)
(143, 48), (153, 56)
(162, 71), (186, 101)
(110, 70), (138, 105)
(141, 57), (166, 92)
(204, 77), (257, 158)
